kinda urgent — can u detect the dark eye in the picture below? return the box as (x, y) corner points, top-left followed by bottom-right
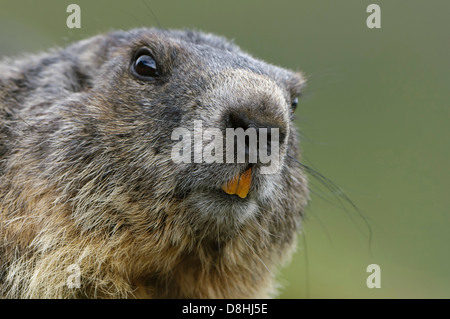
(291, 97), (299, 111)
(132, 49), (159, 79)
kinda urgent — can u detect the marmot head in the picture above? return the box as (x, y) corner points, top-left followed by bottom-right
(1, 28), (309, 298)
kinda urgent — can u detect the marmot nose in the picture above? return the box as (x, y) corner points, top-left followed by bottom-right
(225, 111), (287, 156)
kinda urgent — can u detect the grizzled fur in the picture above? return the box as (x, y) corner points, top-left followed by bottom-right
(0, 28), (308, 298)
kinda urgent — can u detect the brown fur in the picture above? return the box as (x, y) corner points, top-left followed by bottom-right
(0, 28), (309, 298)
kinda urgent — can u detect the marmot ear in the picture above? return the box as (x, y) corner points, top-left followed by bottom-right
(291, 71), (306, 90)
(285, 71), (306, 98)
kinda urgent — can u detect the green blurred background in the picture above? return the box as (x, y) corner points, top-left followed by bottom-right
(1, 0), (448, 298)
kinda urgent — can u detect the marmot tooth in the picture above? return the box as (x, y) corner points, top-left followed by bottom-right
(222, 167), (252, 198)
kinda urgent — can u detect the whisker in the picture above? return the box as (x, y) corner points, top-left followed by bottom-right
(300, 230), (310, 298)
(141, 0), (163, 29)
(289, 154), (373, 256)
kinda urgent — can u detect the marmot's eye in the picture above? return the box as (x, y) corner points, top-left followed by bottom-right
(291, 97), (299, 111)
(132, 49), (159, 79)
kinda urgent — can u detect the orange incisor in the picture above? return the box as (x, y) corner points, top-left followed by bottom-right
(221, 167), (252, 198)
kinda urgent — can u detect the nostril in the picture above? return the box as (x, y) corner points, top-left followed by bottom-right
(226, 112), (257, 156)
(226, 112), (254, 131)
(224, 111), (287, 162)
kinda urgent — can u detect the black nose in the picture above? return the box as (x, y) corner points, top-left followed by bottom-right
(225, 111), (286, 161)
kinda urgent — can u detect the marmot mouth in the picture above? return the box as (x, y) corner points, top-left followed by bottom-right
(221, 166), (253, 199)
